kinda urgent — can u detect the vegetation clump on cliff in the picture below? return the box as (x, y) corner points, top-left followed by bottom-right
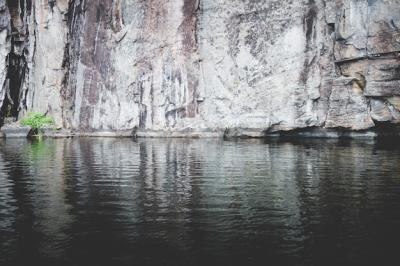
(20, 112), (55, 139)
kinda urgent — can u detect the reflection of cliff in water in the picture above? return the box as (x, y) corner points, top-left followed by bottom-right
(0, 138), (399, 265)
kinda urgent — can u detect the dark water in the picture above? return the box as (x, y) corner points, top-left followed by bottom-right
(0, 138), (400, 266)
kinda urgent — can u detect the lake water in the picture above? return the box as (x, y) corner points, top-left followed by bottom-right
(0, 138), (399, 266)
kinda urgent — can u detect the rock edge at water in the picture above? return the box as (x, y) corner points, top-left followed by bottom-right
(2, 128), (398, 140)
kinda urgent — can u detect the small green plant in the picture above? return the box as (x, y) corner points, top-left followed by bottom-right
(20, 112), (55, 139)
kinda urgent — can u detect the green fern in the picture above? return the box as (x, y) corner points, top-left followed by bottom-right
(20, 112), (55, 131)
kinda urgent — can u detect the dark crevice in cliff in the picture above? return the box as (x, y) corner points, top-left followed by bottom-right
(59, 0), (77, 128)
(299, 0), (318, 86)
(1, 54), (26, 119)
(48, 0), (55, 12)
(0, 0), (29, 125)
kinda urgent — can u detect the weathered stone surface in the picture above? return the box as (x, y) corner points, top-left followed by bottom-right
(325, 77), (374, 130)
(0, 0), (10, 113)
(331, 0), (400, 131)
(136, 129), (223, 139)
(335, 0), (400, 60)
(0, 0), (399, 136)
(223, 128), (269, 139)
(367, 0), (400, 55)
(387, 96), (400, 107)
(334, 0), (369, 61)
(1, 121), (31, 138)
(23, 0), (69, 126)
(364, 58), (400, 96)
(370, 98), (393, 122)
(196, 0), (330, 132)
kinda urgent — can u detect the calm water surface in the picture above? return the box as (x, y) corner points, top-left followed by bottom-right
(0, 138), (400, 266)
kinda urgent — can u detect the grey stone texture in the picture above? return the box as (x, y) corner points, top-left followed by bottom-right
(0, 0), (399, 134)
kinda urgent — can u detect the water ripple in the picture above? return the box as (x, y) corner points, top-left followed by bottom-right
(0, 138), (399, 265)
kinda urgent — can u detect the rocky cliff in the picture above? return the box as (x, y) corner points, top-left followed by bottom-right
(0, 0), (399, 136)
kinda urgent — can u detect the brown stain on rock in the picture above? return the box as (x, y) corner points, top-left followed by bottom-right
(65, 0), (116, 130)
(134, 0), (200, 127)
(180, 0), (199, 54)
(180, 0), (200, 119)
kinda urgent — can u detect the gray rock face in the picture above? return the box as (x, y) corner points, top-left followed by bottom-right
(0, 0), (399, 135)
(325, 77), (374, 130)
(1, 119), (31, 138)
(0, 0), (10, 113)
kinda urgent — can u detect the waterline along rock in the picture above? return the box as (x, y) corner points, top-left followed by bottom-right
(0, 0), (399, 136)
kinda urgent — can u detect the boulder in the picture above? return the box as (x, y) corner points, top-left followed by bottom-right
(1, 121), (31, 138)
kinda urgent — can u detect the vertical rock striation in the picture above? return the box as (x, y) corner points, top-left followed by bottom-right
(0, 0), (10, 116)
(0, 0), (399, 135)
(25, 0), (69, 126)
(62, 0), (201, 131)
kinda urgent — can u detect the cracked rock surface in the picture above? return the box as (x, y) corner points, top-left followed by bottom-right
(0, 0), (399, 134)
